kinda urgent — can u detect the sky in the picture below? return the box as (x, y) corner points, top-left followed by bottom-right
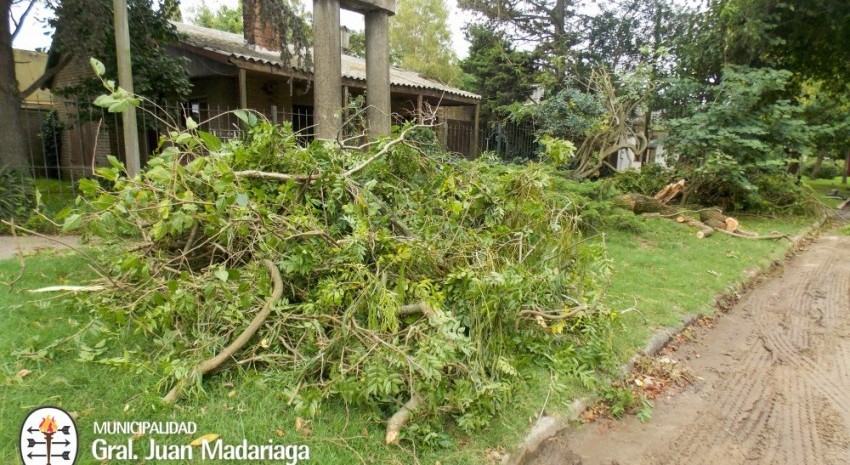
(10, 0), (476, 58)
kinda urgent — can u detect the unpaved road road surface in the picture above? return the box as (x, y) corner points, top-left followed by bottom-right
(0, 235), (82, 260)
(530, 230), (850, 465)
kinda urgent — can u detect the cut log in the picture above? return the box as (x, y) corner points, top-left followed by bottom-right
(699, 208), (728, 230)
(615, 194), (677, 215)
(678, 216), (714, 238)
(725, 217), (740, 232)
(654, 179), (686, 204)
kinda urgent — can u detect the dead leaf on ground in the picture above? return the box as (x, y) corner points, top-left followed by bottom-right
(17, 369), (31, 379)
(190, 433), (220, 447)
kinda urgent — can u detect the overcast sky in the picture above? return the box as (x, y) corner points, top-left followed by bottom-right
(11, 0), (476, 58)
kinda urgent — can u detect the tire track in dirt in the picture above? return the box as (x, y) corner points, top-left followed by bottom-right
(528, 232), (850, 465)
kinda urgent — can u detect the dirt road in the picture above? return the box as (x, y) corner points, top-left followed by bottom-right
(0, 235), (81, 260)
(530, 230), (850, 465)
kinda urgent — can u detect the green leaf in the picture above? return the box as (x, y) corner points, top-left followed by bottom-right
(235, 193), (249, 207)
(197, 131), (222, 151)
(186, 117), (198, 130)
(233, 109), (258, 127)
(108, 100), (131, 113)
(62, 214), (82, 232)
(90, 58), (106, 77)
(93, 95), (113, 108)
(214, 267), (229, 282)
(151, 220), (166, 240)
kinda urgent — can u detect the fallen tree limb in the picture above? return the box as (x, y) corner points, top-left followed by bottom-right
(715, 229), (787, 240)
(28, 285), (107, 293)
(654, 179), (685, 204)
(233, 170), (320, 182)
(234, 127), (416, 183)
(163, 259), (283, 404)
(398, 302), (437, 318)
(615, 194), (676, 215)
(386, 394), (423, 445)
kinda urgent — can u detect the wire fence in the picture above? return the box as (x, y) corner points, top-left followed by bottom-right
(6, 97), (539, 200)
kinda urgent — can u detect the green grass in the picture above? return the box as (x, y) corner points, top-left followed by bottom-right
(33, 179), (78, 218)
(803, 175), (849, 208)
(599, 214), (809, 362)
(0, 214), (812, 464)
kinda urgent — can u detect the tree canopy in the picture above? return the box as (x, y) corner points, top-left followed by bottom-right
(191, 2), (243, 34)
(390, 0), (463, 85)
(461, 25), (536, 121)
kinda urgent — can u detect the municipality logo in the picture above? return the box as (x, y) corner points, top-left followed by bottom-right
(19, 406), (78, 465)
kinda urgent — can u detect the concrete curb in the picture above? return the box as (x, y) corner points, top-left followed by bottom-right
(502, 212), (831, 465)
(502, 398), (589, 465)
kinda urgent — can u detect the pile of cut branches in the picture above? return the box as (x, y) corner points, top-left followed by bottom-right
(64, 112), (610, 442)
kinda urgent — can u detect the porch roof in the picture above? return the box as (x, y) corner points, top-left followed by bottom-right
(173, 22), (480, 104)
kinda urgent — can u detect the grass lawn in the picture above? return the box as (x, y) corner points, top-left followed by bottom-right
(803, 175), (849, 207)
(0, 213), (813, 464)
(33, 179), (78, 218)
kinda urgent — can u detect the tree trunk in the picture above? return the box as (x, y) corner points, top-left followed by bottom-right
(844, 151), (849, 185)
(0, 0), (30, 170)
(615, 193), (676, 215)
(810, 152), (825, 179)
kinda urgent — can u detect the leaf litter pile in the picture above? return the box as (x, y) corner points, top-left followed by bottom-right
(64, 118), (614, 443)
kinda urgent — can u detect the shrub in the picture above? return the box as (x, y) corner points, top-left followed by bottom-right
(806, 158), (843, 180)
(0, 166), (34, 224)
(40, 110), (62, 179)
(678, 152), (822, 215)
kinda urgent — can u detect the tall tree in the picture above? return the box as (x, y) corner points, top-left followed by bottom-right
(191, 2), (243, 34)
(461, 24), (535, 121)
(0, 0), (190, 169)
(0, 0), (29, 168)
(48, 0), (190, 99)
(389, 0), (462, 85)
(676, 0), (850, 86)
(458, 0), (582, 86)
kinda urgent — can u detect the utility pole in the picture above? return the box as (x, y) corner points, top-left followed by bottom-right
(113, 0), (141, 176)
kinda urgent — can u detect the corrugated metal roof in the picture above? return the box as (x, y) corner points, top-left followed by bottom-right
(173, 22), (480, 101)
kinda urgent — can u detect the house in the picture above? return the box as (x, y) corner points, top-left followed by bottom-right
(167, 21), (481, 152)
(45, 14), (481, 177)
(14, 49), (58, 176)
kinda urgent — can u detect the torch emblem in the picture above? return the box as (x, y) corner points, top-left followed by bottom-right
(19, 407), (78, 465)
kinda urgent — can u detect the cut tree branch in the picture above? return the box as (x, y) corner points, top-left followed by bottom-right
(163, 259), (283, 404)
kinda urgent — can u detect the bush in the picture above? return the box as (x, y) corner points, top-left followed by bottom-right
(0, 166), (34, 224)
(806, 158), (844, 180)
(678, 152), (822, 215)
(40, 110), (62, 179)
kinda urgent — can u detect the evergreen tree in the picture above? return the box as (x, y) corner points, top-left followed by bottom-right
(461, 25), (535, 121)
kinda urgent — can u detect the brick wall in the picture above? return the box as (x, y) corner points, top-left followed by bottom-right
(51, 57), (118, 178)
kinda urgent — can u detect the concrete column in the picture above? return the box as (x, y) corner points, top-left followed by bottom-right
(313, 0), (343, 141)
(238, 68), (248, 109)
(365, 10), (391, 137)
(472, 103), (480, 157)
